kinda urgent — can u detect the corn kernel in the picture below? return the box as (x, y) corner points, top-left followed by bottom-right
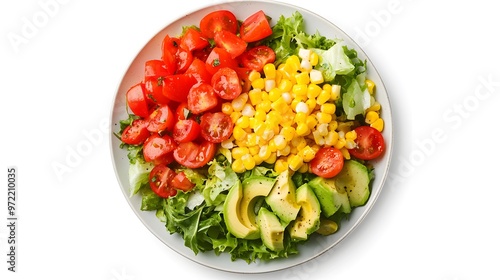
(309, 52), (319, 66)
(316, 90), (330, 105)
(292, 136), (307, 149)
(280, 126), (295, 141)
(232, 146), (249, 160)
(365, 79), (376, 94)
(345, 130), (357, 140)
(251, 77), (265, 90)
(256, 100), (272, 113)
(325, 131), (339, 146)
(345, 139), (357, 150)
(265, 79), (276, 92)
(330, 85), (341, 101)
(271, 98), (289, 114)
(306, 98), (317, 111)
(334, 137), (346, 149)
(299, 146), (316, 162)
(265, 152), (277, 164)
(288, 155), (304, 171)
(263, 63), (276, 79)
(316, 123), (329, 136)
(248, 145), (260, 156)
(306, 115), (318, 129)
(232, 159), (246, 173)
(286, 55), (301, 73)
(274, 158), (288, 173)
(309, 69), (324, 84)
(231, 93), (248, 111)
(328, 121), (338, 131)
(230, 111), (241, 123)
(248, 70), (261, 82)
(371, 118), (384, 132)
(295, 72), (310, 85)
(241, 154), (256, 170)
(266, 111), (282, 127)
(268, 88), (282, 102)
(365, 111), (379, 124)
(258, 145), (272, 161)
(307, 84), (322, 99)
(341, 147), (351, 160)
(296, 123), (310, 136)
(292, 84), (308, 97)
(279, 79), (293, 92)
(316, 112), (332, 124)
(367, 101), (381, 112)
(320, 103), (336, 114)
(298, 162), (309, 173)
(277, 145), (291, 157)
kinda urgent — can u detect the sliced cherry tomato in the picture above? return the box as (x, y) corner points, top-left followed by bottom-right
(199, 112), (233, 143)
(144, 77), (170, 105)
(121, 119), (150, 145)
(143, 134), (177, 165)
(187, 83), (219, 114)
(240, 10), (273, 43)
(239, 45), (276, 72)
(180, 27), (209, 52)
(348, 126), (386, 160)
(173, 119), (201, 143)
(205, 47), (239, 75)
(175, 47), (193, 73)
(185, 58), (213, 84)
(310, 147), (345, 178)
(173, 140), (216, 169)
(170, 171), (195, 192)
(211, 67), (242, 100)
(213, 30), (247, 59)
(126, 83), (150, 118)
(144, 59), (173, 79)
(175, 102), (191, 121)
(199, 10), (238, 39)
(161, 35), (179, 74)
(149, 164), (177, 198)
(146, 104), (176, 133)
(162, 74), (197, 103)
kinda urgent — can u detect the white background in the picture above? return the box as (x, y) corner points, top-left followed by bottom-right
(1, 0), (499, 279)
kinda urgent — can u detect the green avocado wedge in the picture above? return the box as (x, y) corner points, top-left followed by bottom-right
(289, 183), (321, 241)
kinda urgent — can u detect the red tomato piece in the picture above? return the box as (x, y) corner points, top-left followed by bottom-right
(187, 83), (219, 114)
(146, 104), (176, 133)
(126, 83), (150, 118)
(121, 119), (150, 145)
(205, 47), (239, 75)
(144, 59), (173, 79)
(175, 102), (191, 121)
(149, 164), (177, 198)
(234, 67), (252, 93)
(173, 119), (201, 143)
(348, 126), (386, 160)
(170, 171), (195, 192)
(310, 147), (345, 178)
(143, 134), (177, 165)
(199, 112), (233, 143)
(240, 10), (273, 43)
(161, 35), (180, 74)
(144, 77), (170, 105)
(180, 27), (209, 52)
(214, 30), (247, 59)
(173, 140), (216, 169)
(239, 45), (276, 72)
(192, 46), (213, 62)
(162, 74), (197, 103)
(175, 46), (193, 73)
(211, 67), (242, 100)
(199, 10), (238, 39)
(185, 58), (213, 84)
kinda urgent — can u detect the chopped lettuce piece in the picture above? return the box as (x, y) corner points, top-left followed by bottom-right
(128, 159), (153, 197)
(342, 78), (366, 120)
(312, 43), (355, 82)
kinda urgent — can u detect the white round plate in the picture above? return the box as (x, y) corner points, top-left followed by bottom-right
(110, 0), (393, 274)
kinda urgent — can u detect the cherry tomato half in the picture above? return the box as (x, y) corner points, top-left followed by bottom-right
(211, 67), (242, 100)
(170, 171), (195, 192)
(146, 104), (176, 134)
(240, 10), (273, 43)
(173, 119), (201, 143)
(199, 10), (238, 39)
(205, 47), (239, 75)
(187, 82), (219, 114)
(126, 83), (150, 118)
(180, 27), (209, 52)
(214, 30), (247, 59)
(310, 147), (345, 178)
(200, 112), (233, 143)
(143, 134), (177, 165)
(173, 140), (216, 169)
(162, 74), (197, 103)
(121, 119), (150, 145)
(149, 164), (177, 198)
(348, 126), (385, 160)
(239, 45), (276, 72)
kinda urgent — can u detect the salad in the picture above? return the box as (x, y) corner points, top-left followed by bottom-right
(116, 9), (386, 263)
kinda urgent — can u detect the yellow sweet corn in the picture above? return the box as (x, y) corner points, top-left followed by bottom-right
(371, 118), (384, 132)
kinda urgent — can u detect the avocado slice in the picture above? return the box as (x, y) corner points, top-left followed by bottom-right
(308, 176), (351, 217)
(289, 183), (321, 241)
(265, 169), (301, 225)
(239, 176), (276, 240)
(256, 207), (285, 252)
(334, 160), (371, 207)
(222, 183), (256, 239)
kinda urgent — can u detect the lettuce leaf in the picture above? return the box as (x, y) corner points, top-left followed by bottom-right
(312, 43), (355, 82)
